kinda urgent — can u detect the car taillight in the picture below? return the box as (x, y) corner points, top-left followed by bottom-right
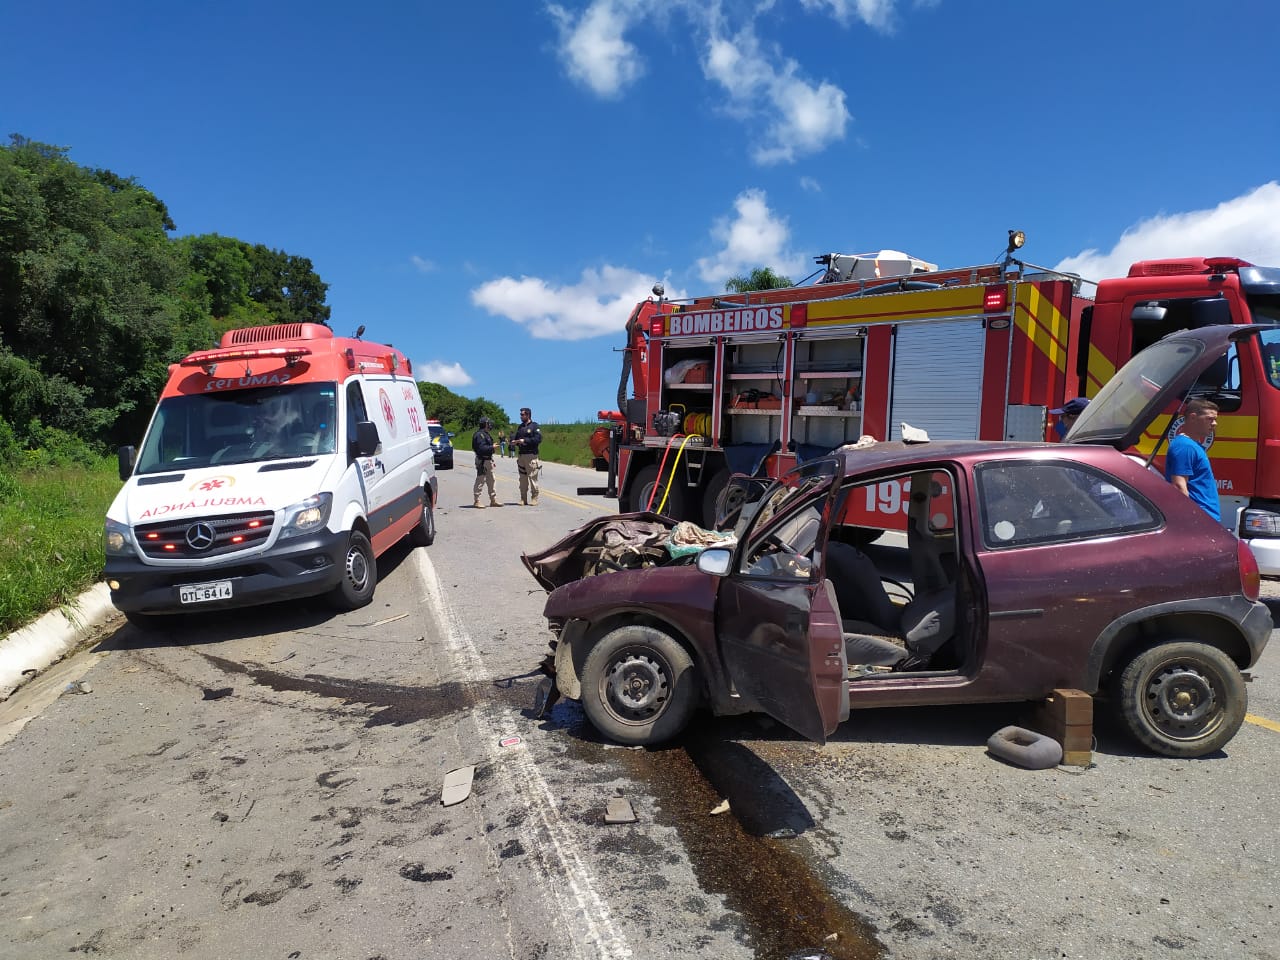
(1237, 539), (1260, 602)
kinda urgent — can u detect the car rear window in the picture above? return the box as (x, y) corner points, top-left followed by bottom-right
(976, 460), (1159, 549)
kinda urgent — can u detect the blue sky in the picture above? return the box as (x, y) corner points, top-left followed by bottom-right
(4, 0), (1279, 423)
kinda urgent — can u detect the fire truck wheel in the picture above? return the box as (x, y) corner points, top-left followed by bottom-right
(630, 464), (686, 518)
(580, 625), (698, 746)
(1113, 641), (1246, 758)
(701, 469), (731, 528)
(409, 489), (436, 546)
(329, 530), (377, 610)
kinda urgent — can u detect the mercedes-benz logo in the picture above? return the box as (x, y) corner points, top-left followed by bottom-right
(186, 522), (216, 551)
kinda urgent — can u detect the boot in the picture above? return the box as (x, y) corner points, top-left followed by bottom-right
(489, 498), (502, 507)
(474, 499), (485, 509)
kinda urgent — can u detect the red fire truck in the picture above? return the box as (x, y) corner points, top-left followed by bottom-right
(577, 241), (1280, 571)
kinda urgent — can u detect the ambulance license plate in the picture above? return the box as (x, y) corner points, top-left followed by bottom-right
(179, 580), (233, 604)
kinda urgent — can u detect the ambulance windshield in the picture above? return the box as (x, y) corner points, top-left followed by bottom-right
(134, 383), (338, 474)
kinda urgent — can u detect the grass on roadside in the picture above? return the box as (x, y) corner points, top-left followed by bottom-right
(0, 459), (120, 634)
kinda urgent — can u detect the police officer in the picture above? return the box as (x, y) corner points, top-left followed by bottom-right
(511, 406), (542, 506)
(472, 417), (501, 508)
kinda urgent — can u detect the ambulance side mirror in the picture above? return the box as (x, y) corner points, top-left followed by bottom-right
(117, 445), (136, 481)
(353, 420), (381, 457)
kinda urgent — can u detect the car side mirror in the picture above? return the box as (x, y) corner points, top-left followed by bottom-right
(353, 420), (381, 457)
(117, 445), (136, 481)
(696, 548), (733, 577)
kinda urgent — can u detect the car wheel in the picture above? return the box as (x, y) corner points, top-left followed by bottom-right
(328, 530), (377, 610)
(580, 625), (698, 746)
(409, 490), (436, 546)
(1115, 641), (1247, 758)
(630, 464), (686, 518)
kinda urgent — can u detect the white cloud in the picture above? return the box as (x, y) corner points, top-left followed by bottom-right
(410, 255), (437, 273)
(799, 175), (822, 192)
(701, 25), (849, 165)
(1054, 183), (1280, 283)
(549, 2), (861, 164)
(471, 265), (682, 340)
(696, 188), (807, 285)
(548, 0), (645, 98)
(415, 361), (473, 388)
(799, 0), (897, 32)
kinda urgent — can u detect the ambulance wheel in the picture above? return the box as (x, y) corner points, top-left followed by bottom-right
(580, 625), (698, 746)
(410, 490), (436, 546)
(630, 464), (686, 519)
(329, 530), (377, 610)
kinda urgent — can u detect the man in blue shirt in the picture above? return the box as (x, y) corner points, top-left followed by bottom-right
(1164, 399), (1220, 521)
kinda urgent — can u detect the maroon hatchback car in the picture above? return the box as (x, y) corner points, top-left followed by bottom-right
(524, 326), (1272, 758)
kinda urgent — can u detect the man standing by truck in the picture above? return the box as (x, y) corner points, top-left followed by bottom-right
(1165, 399), (1221, 521)
(512, 406), (542, 506)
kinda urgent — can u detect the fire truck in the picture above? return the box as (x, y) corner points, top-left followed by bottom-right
(577, 239), (1280, 571)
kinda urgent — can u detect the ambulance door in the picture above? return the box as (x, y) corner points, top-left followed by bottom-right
(345, 380), (379, 520)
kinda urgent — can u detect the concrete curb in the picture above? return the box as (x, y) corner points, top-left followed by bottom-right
(0, 584), (117, 700)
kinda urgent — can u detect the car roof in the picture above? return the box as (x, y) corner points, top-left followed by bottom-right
(836, 439), (1100, 477)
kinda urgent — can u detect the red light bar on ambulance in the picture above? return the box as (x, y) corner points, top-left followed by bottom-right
(180, 345), (313, 370)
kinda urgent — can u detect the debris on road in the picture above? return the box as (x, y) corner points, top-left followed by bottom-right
(604, 798), (637, 824)
(63, 680), (92, 695)
(441, 765), (475, 806)
(709, 799), (730, 816)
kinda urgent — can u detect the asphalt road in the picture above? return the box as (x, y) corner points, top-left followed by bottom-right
(0, 457), (1276, 959)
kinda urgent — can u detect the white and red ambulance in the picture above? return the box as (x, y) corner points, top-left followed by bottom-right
(104, 323), (437, 628)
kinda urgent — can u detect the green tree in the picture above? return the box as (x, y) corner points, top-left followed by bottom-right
(725, 267), (792, 292)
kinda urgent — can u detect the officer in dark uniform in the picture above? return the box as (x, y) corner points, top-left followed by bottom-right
(511, 406), (542, 505)
(472, 417), (500, 508)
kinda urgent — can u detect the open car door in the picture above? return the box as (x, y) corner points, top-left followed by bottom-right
(715, 457), (850, 743)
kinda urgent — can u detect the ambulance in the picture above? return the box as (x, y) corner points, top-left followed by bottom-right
(104, 322), (437, 627)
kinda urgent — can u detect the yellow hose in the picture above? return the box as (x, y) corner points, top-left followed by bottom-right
(653, 433), (703, 513)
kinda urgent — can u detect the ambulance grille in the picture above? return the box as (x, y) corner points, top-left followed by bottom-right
(134, 511), (276, 559)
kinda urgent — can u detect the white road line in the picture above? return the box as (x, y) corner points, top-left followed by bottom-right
(414, 550), (631, 960)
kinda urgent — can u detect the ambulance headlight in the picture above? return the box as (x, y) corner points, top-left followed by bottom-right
(280, 492), (333, 540)
(105, 518), (136, 556)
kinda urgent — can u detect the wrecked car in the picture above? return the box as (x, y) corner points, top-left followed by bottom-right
(523, 326), (1273, 758)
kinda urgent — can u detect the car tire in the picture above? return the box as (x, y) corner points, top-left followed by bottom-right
(328, 530), (377, 610)
(1114, 641), (1247, 758)
(580, 625), (699, 746)
(630, 464), (686, 518)
(409, 489), (436, 546)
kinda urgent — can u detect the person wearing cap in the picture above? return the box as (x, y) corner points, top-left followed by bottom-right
(1050, 397), (1089, 441)
(511, 406), (542, 505)
(471, 417), (501, 508)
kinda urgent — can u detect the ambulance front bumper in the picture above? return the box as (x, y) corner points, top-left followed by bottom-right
(104, 528), (349, 615)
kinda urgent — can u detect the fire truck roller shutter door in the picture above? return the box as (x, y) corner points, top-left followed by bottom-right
(889, 320), (985, 441)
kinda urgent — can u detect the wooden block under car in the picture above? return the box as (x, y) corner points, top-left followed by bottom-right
(1028, 688), (1093, 767)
